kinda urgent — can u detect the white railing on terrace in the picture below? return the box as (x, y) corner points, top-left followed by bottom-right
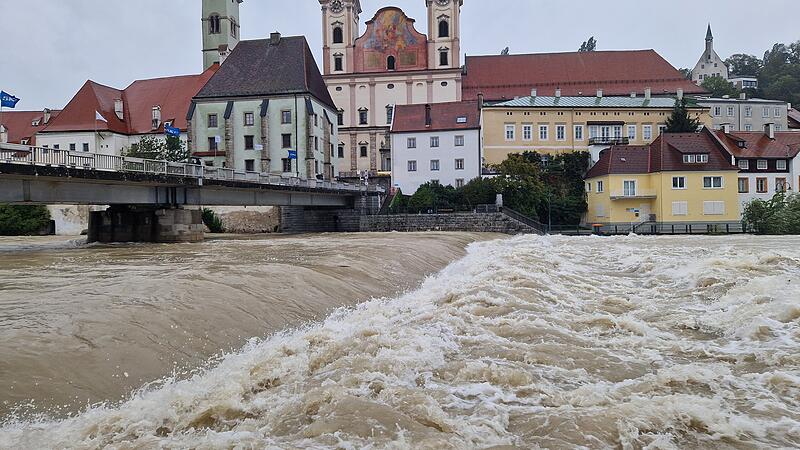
(0, 143), (376, 194)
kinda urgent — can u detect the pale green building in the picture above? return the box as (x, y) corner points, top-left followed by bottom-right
(202, 0), (242, 71)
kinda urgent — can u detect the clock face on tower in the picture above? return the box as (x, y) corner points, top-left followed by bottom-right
(330, 0), (343, 13)
(436, 0), (450, 5)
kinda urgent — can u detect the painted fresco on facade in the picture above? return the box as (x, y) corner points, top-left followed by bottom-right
(354, 7), (428, 72)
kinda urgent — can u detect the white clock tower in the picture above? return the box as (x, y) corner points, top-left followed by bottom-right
(319, 0), (362, 75)
(426, 0), (462, 70)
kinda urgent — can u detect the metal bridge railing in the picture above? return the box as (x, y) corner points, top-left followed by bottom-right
(0, 143), (377, 194)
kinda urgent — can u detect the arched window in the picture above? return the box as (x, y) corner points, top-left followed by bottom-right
(387, 55), (396, 71)
(438, 20), (450, 38)
(209, 15), (221, 34)
(332, 27), (343, 44)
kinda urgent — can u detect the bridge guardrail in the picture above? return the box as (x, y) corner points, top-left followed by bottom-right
(0, 143), (382, 195)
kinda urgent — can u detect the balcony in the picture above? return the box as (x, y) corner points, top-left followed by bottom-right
(610, 189), (657, 200)
(589, 137), (630, 146)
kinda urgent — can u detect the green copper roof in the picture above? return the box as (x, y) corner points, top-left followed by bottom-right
(489, 96), (680, 109)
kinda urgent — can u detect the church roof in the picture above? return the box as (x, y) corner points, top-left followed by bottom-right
(194, 35), (336, 110)
(706, 24), (714, 41)
(462, 50), (706, 101)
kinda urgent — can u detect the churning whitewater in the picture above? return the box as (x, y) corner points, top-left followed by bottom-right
(2, 235), (800, 449)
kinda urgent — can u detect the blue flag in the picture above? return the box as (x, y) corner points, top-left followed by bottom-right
(0, 91), (20, 109)
(288, 150), (298, 160)
(164, 124), (181, 137)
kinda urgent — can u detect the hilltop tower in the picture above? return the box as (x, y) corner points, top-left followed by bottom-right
(426, 0), (463, 69)
(319, 0), (362, 75)
(691, 24), (729, 85)
(202, 0), (243, 70)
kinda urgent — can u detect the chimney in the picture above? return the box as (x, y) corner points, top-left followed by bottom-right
(739, 92), (747, 100)
(644, 88), (652, 100)
(765, 123), (775, 139)
(631, 92), (637, 98)
(555, 88), (562, 98)
(43, 108), (52, 124)
(530, 88), (537, 98)
(477, 92), (484, 110)
(270, 32), (282, 46)
(114, 99), (124, 121)
(0, 125), (7, 144)
(425, 104), (432, 127)
(677, 89), (684, 100)
(218, 44), (230, 65)
(596, 89), (603, 98)
(722, 123), (732, 134)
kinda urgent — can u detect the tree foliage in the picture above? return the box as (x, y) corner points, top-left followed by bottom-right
(701, 76), (741, 98)
(724, 54), (763, 77)
(201, 208), (225, 233)
(742, 193), (800, 234)
(665, 98), (702, 132)
(0, 205), (52, 236)
(579, 37), (597, 52)
(714, 41), (800, 106)
(124, 136), (188, 162)
(678, 68), (693, 80)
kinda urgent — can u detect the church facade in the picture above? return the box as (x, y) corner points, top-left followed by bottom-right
(319, 0), (464, 184)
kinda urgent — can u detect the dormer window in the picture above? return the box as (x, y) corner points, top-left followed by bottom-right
(209, 15), (221, 34)
(151, 106), (162, 129)
(31, 119), (40, 126)
(456, 116), (467, 124)
(683, 154), (708, 164)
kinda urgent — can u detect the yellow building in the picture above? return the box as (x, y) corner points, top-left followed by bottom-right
(481, 90), (711, 165)
(584, 128), (741, 230)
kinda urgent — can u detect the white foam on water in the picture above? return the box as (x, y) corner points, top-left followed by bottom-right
(1, 234), (799, 449)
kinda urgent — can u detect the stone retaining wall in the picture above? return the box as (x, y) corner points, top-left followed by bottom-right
(360, 213), (540, 234)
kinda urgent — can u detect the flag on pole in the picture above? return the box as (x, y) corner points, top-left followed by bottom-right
(1, 91), (20, 109)
(95, 111), (108, 123)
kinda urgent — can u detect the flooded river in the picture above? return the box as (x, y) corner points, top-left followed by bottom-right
(1, 234), (799, 448)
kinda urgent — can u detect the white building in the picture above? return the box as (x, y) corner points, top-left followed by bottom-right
(692, 25), (729, 85)
(390, 101), (481, 193)
(698, 94), (790, 132)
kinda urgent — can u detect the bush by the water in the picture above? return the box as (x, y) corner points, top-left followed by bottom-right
(0, 205), (52, 236)
(201, 208), (225, 233)
(742, 193), (800, 234)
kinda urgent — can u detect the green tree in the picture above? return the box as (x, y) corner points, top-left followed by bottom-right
(742, 192), (800, 234)
(724, 54), (763, 77)
(0, 205), (51, 236)
(124, 136), (188, 162)
(664, 98), (702, 132)
(579, 37), (597, 52)
(460, 177), (497, 206)
(678, 68), (693, 80)
(700, 76), (740, 98)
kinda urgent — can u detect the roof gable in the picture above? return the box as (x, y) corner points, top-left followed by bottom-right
(391, 101), (480, 133)
(715, 130), (800, 159)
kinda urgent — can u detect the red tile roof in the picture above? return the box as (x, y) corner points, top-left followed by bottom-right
(0, 110), (61, 145)
(714, 131), (800, 159)
(586, 129), (737, 178)
(391, 101), (480, 133)
(40, 65), (218, 136)
(463, 50), (707, 101)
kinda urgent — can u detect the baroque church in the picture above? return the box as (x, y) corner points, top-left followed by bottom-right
(319, 0), (464, 183)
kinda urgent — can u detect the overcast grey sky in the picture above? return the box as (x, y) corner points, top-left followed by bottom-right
(2, 0), (798, 110)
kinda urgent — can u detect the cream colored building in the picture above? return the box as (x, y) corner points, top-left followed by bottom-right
(481, 90), (711, 165)
(692, 25), (729, 85)
(319, 0), (463, 185)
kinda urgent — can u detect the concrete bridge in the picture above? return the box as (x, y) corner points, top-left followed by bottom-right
(0, 143), (382, 242)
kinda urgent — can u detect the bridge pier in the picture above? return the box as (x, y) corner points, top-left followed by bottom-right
(88, 206), (204, 244)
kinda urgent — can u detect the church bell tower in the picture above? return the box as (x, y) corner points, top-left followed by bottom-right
(426, 0), (462, 70)
(319, 0), (361, 75)
(202, 0), (243, 70)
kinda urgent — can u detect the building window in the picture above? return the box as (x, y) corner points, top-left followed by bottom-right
(81, 143), (89, 152)
(360, 146), (368, 157)
(208, 137), (218, 151)
(454, 135), (465, 147)
(539, 125), (549, 141)
(209, 15), (221, 34)
(643, 125), (653, 140)
(407, 160), (417, 172)
(522, 124), (532, 141)
(407, 138), (417, 149)
(438, 19), (449, 38)
(455, 158), (465, 170)
(757, 160), (768, 170)
(745, 106), (752, 117)
(777, 160), (787, 171)
(439, 50), (449, 66)
(208, 114), (218, 128)
(727, 106), (735, 117)
(244, 135), (255, 150)
(739, 160), (749, 170)
(745, 124), (753, 131)
(337, 145), (345, 158)
(430, 136), (440, 148)
(387, 56), (396, 71)
(556, 125), (566, 141)
(714, 106), (721, 116)
(359, 109), (368, 125)
(672, 201), (689, 216)
(597, 180), (604, 193)
(574, 125), (584, 141)
(623, 180), (636, 197)
(756, 177), (768, 193)
(455, 178), (464, 188)
(334, 55), (343, 72)
(281, 110), (292, 124)
(589, 125), (599, 139)
(738, 177), (749, 193)
(386, 105), (394, 124)
(703, 176), (723, 189)
(245, 159), (255, 172)
(613, 125), (622, 139)
(658, 125), (667, 135)
(282, 158), (292, 173)
(505, 124), (516, 141)
(775, 107), (782, 117)
(69, 143), (76, 151)
(430, 159), (440, 171)
(230, 20), (238, 38)
(337, 109), (344, 126)
(627, 125), (637, 140)
(763, 107), (770, 118)
(332, 26), (343, 44)
(314, 136), (319, 151)
(53, 144), (60, 149)
(776, 124), (782, 131)
(703, 201), (726, 216)
(244, 112), (255, 126)
(672, 176), (686, 189)
(281, 133), (292, 148)
(776, 178), (787, 192)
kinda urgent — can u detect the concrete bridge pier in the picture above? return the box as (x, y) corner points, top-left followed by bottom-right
(88, 206), (204, 244)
